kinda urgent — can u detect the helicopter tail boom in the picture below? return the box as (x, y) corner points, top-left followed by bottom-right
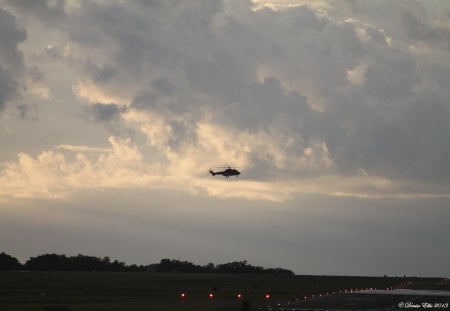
(209, 170), (217, 176)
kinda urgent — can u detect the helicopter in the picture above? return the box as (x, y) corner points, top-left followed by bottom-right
(209, 166), (241, 178)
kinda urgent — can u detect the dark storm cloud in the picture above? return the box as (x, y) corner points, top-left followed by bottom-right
(131, 91), (158, 111)
(88, 103), (126, 123)
(401, 2), (450, 50)
(85, 61), (118, 85)
(0, 8), (26, 71)
(2, 0), (65, 25)
(0, 8), (26, 113)
(219, 76), (311, 130)
(363, 51), (419, 102)
(152, 77), (175, 97)
(321, 89), (450, 183)
(0, 66), (17, 112)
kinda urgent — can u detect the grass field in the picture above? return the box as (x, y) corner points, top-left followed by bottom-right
(0, 271), (440, 311)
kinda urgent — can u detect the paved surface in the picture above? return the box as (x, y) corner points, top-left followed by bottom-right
(262, 281), (450, 310)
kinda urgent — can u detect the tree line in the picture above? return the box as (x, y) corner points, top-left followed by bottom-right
(0, 252), (293, 275)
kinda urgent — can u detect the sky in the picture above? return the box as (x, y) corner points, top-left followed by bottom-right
(0, 0), (450, 277)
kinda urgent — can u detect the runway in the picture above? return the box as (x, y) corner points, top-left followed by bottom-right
(263, 280), (450, 310)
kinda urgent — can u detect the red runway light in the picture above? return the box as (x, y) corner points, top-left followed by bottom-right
(237, 293), (243, 299)
(265, 294), (271, 299)
(180, 292), (186, 298)
(209, 293), (214, 298)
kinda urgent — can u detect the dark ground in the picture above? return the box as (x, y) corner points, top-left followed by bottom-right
(0, 271), (443, 311)
(268, 278), (450, 310)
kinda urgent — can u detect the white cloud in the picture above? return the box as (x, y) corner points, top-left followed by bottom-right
(56, 144), (112, 153)
(252, 0), (331, 13)
(0, 137), (154, 199)
(73, 81), (130, 106)
(2, 116), (448, 203)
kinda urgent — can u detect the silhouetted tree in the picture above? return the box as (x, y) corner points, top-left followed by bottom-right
(156, 259), (201, 273)
(5, 251), (293, 274)
(110, 259), (126, 272)
(263, 268), (294, 276)
(204, 263), (215, 273)
(67, 254), (111, 271)
(25, 254), (68, 271)
(24, 254), (129, 272)
(0, 252), (22, 270)
(216, 260), (264, 274)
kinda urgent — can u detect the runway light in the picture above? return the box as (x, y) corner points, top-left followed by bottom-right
(237, 293), (243, 299)
(209, 293), (214, 299)
(265, 293), (271, 299)
(180, 292), (186, 299)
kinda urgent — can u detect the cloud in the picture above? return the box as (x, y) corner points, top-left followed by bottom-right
(0, 66), (18, 112)
(0, 8), (27, 71)
(400, 1), (450, 51)
(0, 6), (50, 117)
(1, 0), (450, 201)
(73, 81), (131, 106)
(0, 8), (26, 113)
(2, 116), (449, 203)
(86, 103), (126, 122)
(1, 0), (66, 26)
(0, 137), (157, 200)
(56, 144), (112, 153)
